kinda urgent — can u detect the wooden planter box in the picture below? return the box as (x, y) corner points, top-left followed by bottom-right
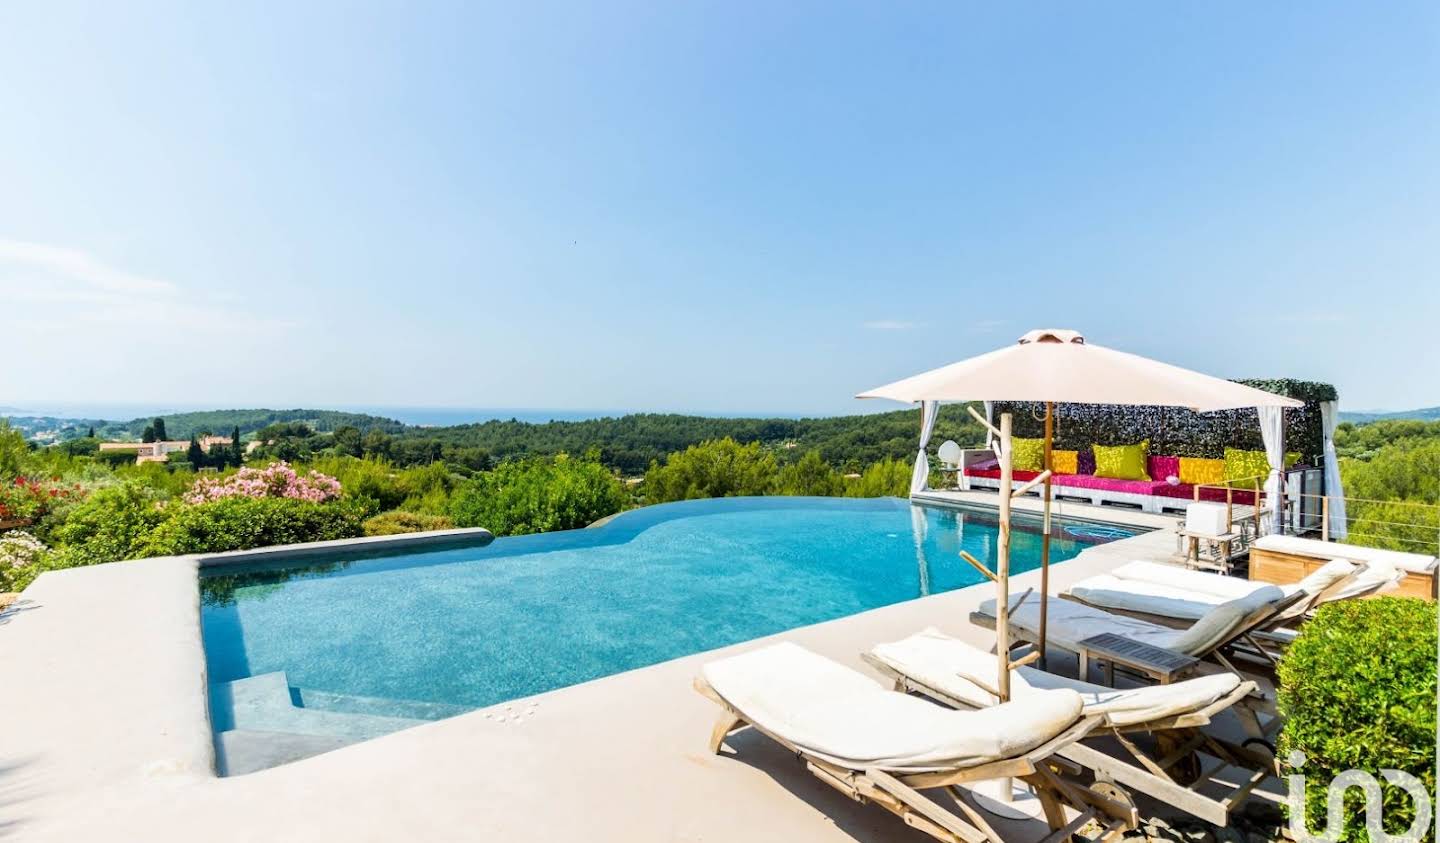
(1250, 539), (1437, 602)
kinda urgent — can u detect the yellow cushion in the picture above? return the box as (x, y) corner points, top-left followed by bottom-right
(1178, 457), (1226, 487)
(1051, 450), (1079, 475)
(1223, 449), (1304, 487)
(1011, 437), (1045, 472)
(1094, 440), (1150, 481)
(1223, 448), (1270, 486)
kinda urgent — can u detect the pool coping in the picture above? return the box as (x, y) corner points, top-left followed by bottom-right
(0, 504), (1206, 841)
(193, 526), (496, 569)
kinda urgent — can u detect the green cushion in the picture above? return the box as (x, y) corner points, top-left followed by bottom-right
(1093, 440), (1150, 481)
(1011, 437), (1045, 472)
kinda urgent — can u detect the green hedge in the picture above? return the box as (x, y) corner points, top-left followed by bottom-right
(363, 510), (454, 536)
(994, 379), (1335, 464)
(1277, 597), (1437, 842)
(144, 497), (364, 555)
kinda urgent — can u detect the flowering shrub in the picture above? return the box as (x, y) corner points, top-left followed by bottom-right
(0, 476), (84, 524)
(184, 462), (341, 505)
(0, 530), (49, 592)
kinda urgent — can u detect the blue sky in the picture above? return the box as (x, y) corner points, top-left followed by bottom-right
(2, 2), (1436, 416)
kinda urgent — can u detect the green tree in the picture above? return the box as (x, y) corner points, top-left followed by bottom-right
(87, 426), (96, 438)
(141, 425), (156, 443)
(1340, 439), (1440, 554)
(643, 438), (779, 503)
(773, 450), (843, 496)
(230, 426), (243, 467)
(0, 421), (29, 478)
(186, 436), (206, 469)
(450, 456), (625, 536)
(844, 457), (911, 498)
(151, 417), (168, 442)
(363, 429), (394, 460)
(332, 425), (363, 458)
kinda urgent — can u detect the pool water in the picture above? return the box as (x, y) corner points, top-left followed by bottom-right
(200, 497), (1135, 766)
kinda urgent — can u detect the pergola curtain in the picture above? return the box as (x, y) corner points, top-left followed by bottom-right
(911, 400), (941, 494)
(910, 505), (931, 595)
(1257, 406), (1285, 535)
(1319, 401), (1349, 539)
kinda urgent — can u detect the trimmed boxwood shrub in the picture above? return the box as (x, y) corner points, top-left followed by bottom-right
(1277, 597), (1437, 842)
(144, 496), (364, 555)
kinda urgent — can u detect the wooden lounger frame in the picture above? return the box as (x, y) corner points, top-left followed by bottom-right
(860, 653), (1271, 826)
(695, 677), (1137, 843)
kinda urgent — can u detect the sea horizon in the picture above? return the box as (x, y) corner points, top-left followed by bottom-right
(0, 402), (895, 427)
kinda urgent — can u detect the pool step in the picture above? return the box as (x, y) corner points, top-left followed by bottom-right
(211, 672), (427, 744)
(216, 729), (358, 777)
(292, 687), (473, 722)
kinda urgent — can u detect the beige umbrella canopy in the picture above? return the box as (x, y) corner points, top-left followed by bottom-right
(858, 329), (1304, 411)
(858, 328), (1301, 693)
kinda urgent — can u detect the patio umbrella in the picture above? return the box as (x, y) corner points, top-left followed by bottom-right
(857, 329), (1301, 693)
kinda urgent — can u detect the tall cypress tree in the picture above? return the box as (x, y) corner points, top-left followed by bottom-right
(230, 425), (243, 467)
(87, 426), (96, 438)
(187, 436), (205, 468)
(152, 417), (168, 441)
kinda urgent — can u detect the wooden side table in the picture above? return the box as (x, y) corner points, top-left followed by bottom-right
(1076, 632), (1199, 685)
(1174, 528), (1241, 573)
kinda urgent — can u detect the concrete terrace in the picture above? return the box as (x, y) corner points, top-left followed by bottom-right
(0, 501), (1273, 842)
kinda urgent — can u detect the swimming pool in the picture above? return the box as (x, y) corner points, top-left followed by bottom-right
(200, 497), (1136, 772)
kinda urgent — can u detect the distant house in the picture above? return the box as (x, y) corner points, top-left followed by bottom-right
(99, 437), (239, 465)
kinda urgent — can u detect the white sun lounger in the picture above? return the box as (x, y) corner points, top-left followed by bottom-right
(970, 587), (1304, 680)
(1065, 558), (1393, 627)
(695, 642), (1136, 843)
(864, 629), (1275, 825)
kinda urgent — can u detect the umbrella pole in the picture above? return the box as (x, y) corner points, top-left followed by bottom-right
(1039, 401), (1053, 671)
(995, 412), (1013, 703)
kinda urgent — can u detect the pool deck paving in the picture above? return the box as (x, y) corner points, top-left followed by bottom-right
(0, 501), (1277, 842)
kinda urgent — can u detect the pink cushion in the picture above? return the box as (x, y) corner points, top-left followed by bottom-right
(964, 468), (1042, 481)
(1149, 455), (1181, 482)
(1052, 474), (1170, 495)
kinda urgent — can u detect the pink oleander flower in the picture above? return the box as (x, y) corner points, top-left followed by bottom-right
(183, 461), (343, 505)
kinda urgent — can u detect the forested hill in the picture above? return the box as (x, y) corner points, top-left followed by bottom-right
(390, 406), (987, 474)
(15, 404), (988, 474)
(114, 409), (407, 440)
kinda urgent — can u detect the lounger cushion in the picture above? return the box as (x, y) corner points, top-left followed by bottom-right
(701, 642), (1082, 771)
(1338, 556), (1404, 599)
(1165, 587), (1285, 654)
(979, 588), (1283, 656)
(979, 592), (1182, 651)
(1111, 561), (1265, 601)
(1068, 575), (1231, 621)
(1253, 535), (1439, 575)
(871, 628), (1243, 727)
(1076, 559), (1360, 622)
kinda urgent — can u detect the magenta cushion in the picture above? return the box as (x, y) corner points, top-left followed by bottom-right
(1148, 455), (1181, 483)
